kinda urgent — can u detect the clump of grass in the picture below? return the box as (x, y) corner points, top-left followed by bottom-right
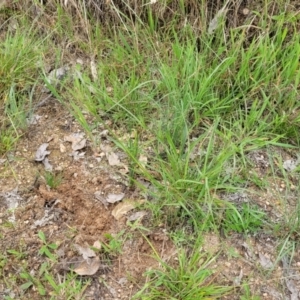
(0, 128), (19, 155)
(52, 2), (300, 234)
(44, 172), (63, 189)
(133, 238), (231, 299)
(0, 17), (46, 154)
(221, 203), (266, 235)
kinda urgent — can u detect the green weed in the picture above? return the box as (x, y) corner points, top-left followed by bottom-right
(221, 203), (266, 235)
(38, 231), (58, 261)
(44, 171), (63, 189)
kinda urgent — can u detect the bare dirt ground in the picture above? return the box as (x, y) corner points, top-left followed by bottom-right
(0, 98), (177, 299)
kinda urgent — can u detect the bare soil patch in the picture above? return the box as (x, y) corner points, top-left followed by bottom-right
(0, 100), (176, 299)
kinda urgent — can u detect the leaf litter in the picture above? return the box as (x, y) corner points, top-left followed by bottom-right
(35, 143), (54, 171)
(112, 200), (136, 220)
(64, 132), (86, 151)
(106, 193), (125, 203)
(35, 143), (51, 161)
(0, 188), (22, 222)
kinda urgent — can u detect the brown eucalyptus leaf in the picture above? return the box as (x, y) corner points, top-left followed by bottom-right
(64, 133), (86, 151)
(112, 200), (136, 220)
(73, 256), (101, 276)
(35, 143), (50, 161)
(106, 151), (120, 166)
(74, 244), (96, 260)
(127, 211), (148, 222)
(106, 193), (125, 204)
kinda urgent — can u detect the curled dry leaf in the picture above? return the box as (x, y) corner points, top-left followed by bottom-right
(94, 191), (109, 207)
(0, 188), (22, 210)
(64, 133), (86, 151)
(99, 129), (109, 137)
(106, 151), (121, 166)
(258, 252), (273, 269)
(42, 157), (53, 172)
(106, 193), (125, 204)
(112, 200), (136, 220)
(73, 256), (101, 276)
(112, 199), (145, 220)
(283, 159), (299, 172)
(127, 211), (148, 222)
(74, 244), (96, 260)
(26, 114), (41, 125)
(46, 66), (70, 86)
(32, 210), (55, 229)
(70, 151), (86, 160)
(35, 143), (50, 161)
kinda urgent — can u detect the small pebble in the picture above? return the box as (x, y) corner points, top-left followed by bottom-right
(263, 293), (268, 297)
(242, 8), (250, 15)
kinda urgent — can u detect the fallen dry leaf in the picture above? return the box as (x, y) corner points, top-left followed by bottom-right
(106, 193), (125, 204)
(70, 150), (85, 160)
(112, 200), (136, 220)
(74, 244), (96, 260)
(73, 256), (101, 276)
(127, 211), (148, 222)
(42, 157), (53, 172)
(35, 143), (50, 161)
(0, 188), (22, 211)
(94, 191), (109, 207)
(26, 114), (42, 125)
(46, 65), (70, 86)
(106, 151), (120, 166)
(283, 159), (299, 172)
(64, 133), (86, 151)
(258, 252), (273, 269)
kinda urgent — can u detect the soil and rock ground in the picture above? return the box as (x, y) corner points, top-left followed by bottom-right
(1, 1), (300, 299)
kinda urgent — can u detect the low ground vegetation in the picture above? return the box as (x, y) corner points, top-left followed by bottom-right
(1, 0), (300, 299)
